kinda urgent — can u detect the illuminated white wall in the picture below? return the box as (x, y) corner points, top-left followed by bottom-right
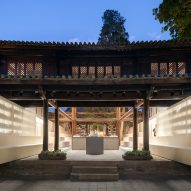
(0, 96), (43, 164)
(138, 96), (191, 166)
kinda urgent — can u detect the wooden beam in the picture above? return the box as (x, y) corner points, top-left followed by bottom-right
(77, 112), (116, 115)
(118, 100), (143, 121)
(76, 118), (117, 122)
(48, 100), (72, 121)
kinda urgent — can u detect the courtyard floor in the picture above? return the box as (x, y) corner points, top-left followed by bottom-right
(0, 178), (191, 191)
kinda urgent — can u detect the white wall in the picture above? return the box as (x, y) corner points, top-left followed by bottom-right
(145, 96), (191, 166)
(0, 96), (43, 164)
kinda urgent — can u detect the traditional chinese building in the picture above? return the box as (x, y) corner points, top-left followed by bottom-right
(0, 39), (191, 156)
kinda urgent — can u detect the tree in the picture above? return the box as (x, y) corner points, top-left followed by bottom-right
(98, 10), (129, 45)
(153, 0), (191, 40)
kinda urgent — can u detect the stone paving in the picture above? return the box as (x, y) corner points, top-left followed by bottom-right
(0, 177), (191, 191)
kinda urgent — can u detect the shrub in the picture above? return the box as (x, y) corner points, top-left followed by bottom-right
(122, 150), (152, 160)
(38, 150), (67, 160)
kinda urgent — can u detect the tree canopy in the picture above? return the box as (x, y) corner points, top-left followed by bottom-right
(98, 10), (129, 45)
(153, 0), (191, 40)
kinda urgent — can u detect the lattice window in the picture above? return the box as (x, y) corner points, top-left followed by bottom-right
(89, 66), (95, 77)
(106, 66), (112, 75)
(178, 62), (185, 74)
(34, 63), (42, 76)
(160, 63), (167, 75)
(17, 63), (25, 75)
(72, 66), (79, 77)
(151, 63), (158, 75)
(97, 66), (104, 78)
(169, 62), (176, 75)
(80, 66), (87, 78)
(26, 63), (34, 76)
(114, 66), (121, 76)
(8, 63), (16, 75)
(7, 61), (42, 76)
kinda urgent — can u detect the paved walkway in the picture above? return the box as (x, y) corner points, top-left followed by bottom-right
(0, 178), (191, 191)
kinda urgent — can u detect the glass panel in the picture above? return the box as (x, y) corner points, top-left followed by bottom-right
(34, 63), (42, 76)
(89, 66), (95, 77)
(114, 66), (120, 76)
(160, 63), (167, 75)
(151, 63), (158, 75)
(72, 66), (79, 77)
(106, 66), (112, 75)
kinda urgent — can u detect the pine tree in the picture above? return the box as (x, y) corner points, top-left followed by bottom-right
(98, 10), (129, 45)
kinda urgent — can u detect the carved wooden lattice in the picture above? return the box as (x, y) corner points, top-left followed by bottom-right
(17, 63), (25, 75)
(89, 66), (95, 77)
(169, 62), (177, 75)
(151, 63), (158, 75)
(8, 63), (16, 75)
(106, 66), (112, 76)
(160, 63), (167, 75)
(72, 66), (79, 77)
(97, 66), (104, 78)
(178, 62), (185, 74)
(26, 63), (34, 76)
(80, 66), (87, 78)
(34, 63), (42, 76)
(8, 62), (42, 76)
(114, 66), (120, 76)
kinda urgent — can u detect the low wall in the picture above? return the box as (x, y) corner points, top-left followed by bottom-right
(150, 144), (191, 166)
(0, 144), (42, 164)
(0, 135), (43, 164)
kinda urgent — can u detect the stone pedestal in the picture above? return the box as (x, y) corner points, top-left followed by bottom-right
(86, 137), (103, 155)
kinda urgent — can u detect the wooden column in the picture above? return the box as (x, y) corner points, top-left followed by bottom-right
(143, 98), (150, 150)
(116, 107), (121, 139)
(54, 106), (59, 151)
(72, 107), (77, 135)
(133, 103), (138, 150)
(43, 99), (48, 151)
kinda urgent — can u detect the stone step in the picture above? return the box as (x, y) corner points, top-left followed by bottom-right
(70, 173), (119, 181)
(72, 166), (118, 174)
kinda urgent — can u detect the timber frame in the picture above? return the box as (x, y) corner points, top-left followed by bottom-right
(1, 39), (191, 151)
(0, 40), (191, 107)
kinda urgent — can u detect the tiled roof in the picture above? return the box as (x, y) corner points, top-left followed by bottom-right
(0, 39), (191, 50)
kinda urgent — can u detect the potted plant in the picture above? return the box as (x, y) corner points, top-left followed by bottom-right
(122, 150), (152, 160)
(38, 150), (67, 160)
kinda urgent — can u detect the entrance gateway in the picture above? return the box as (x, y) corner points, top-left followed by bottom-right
(0, 40), (191, 153)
